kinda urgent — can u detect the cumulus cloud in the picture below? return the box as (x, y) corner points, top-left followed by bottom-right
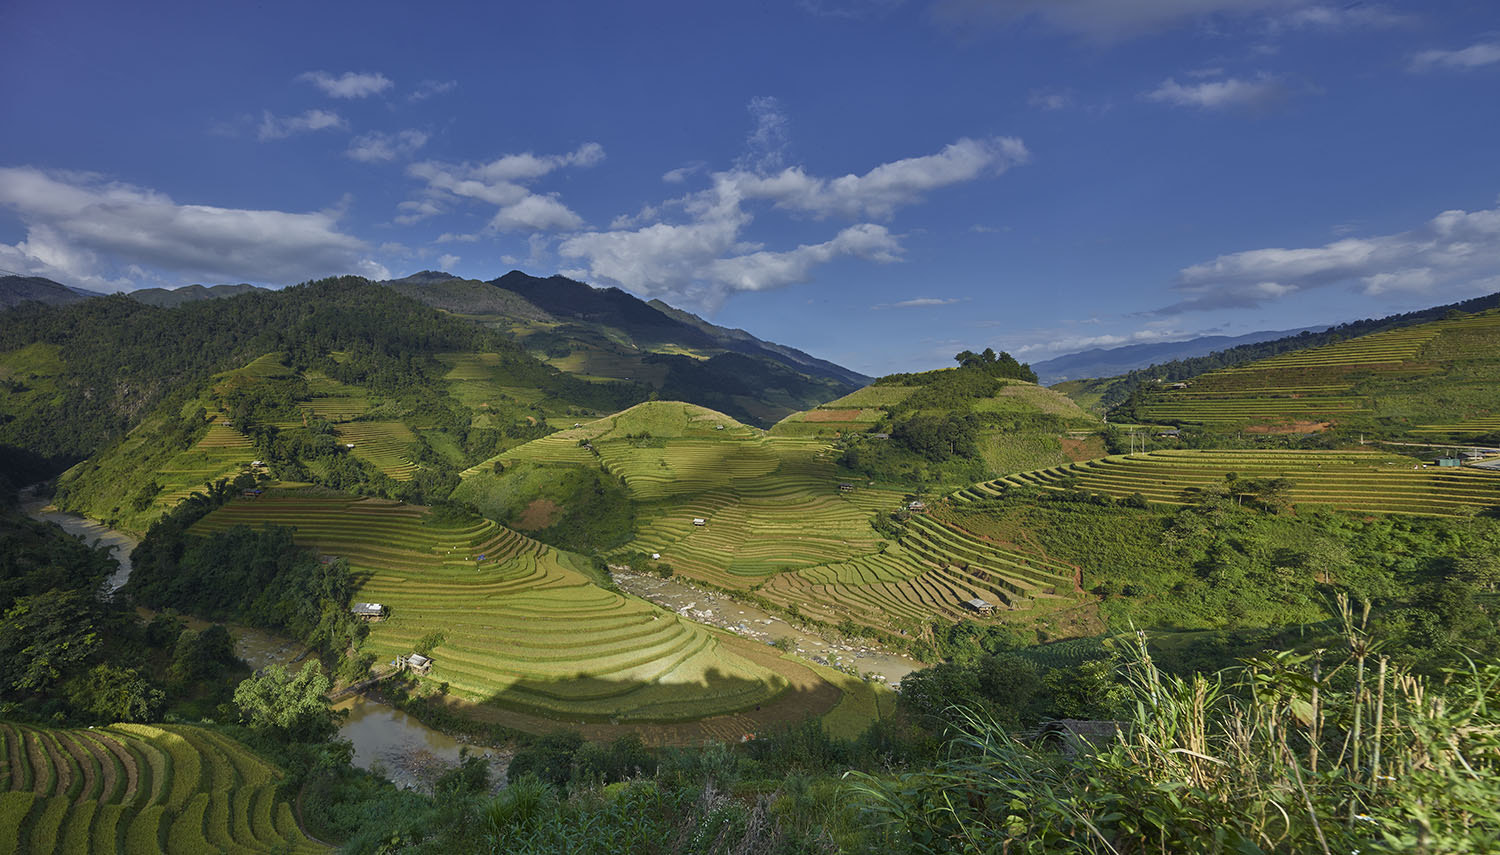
(299, 70), (394, 99)
(402, 142), (604, 232)
(0, 167), (386, 290)
(346, 129), (429, 163)
(559, 135), (1024, 310)
(257, 109), (346, 141)
(437, 253), (460, 269)
(1155, 197), (1500, 313)
(727, 136), (1029, 219)
(1145, 75), (1286, 110)
(1011, 327), (1196, 358)
(1409, 41), (1500, 72)
(931, 0), (1306, 40)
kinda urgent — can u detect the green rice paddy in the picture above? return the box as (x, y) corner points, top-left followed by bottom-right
(0, 721), (325, 854)
(1135, 312), (1500, 428)
(191, 495), (798, 723)
(962, 449), (1500, 517)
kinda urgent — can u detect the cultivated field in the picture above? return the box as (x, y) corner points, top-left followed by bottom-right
(334, 421), (420, 481)
(1134, 312), (1500, 428)
(962, 449), (1500, 517)
(469, 404), (1087, 631)
(191, 495), (820, 727)
(0, 721), (324, 854)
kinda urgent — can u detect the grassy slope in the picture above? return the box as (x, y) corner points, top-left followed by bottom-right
(1129, 309), (1500, 434)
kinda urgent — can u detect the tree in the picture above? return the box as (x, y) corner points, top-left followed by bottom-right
(66, 664), (163, 722)
(233, 661), (338, 742)
(0, 589), (101, 695)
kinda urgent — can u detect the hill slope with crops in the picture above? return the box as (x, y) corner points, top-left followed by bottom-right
(1122, 309), (1500, 438)
(0, 721), (325, 854)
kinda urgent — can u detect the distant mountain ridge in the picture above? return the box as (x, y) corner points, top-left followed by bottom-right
(1032, 327), (1317, 385)
(126, 283), (267, 308)
(0, 275), (104, 309)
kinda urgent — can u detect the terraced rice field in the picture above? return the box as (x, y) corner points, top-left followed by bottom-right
(334, 421), (419, 481)
(300, 394), (371, 423)
(963, 449), (1500, 517)
(0, 721), (324, 854)
(1136, 313), (1500, 427)
(757, 513), (1078, 631)
(192, 496), (798, 723)
(150, 418), (257, 510)
(1411, 417), (1500, 436)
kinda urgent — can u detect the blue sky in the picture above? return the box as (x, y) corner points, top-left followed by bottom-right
(2, 0), (1498, 376)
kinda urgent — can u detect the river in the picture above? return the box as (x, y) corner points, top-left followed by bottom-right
(17, 491), (490, 791)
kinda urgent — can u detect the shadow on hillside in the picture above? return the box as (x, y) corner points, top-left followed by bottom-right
(390, 661), (844, 743)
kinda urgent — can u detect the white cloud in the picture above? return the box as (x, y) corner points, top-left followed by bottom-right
(346, 129), (429, 163)
(437, 253), (460, 269)
(663, 163), (706, 183)
(257, 109), (347, 141)
(408, 79), (458, 101)
(1409, 41), (1500, 72)
(1145, 75), (1286, 109)
(1027, 89), (1073, 111)
(736, 96), (792, 174)
(728, 136), (1029, 219)
(872, 296), (965, 309)
(1012, 327), (1195, 358)
(403, 142), (604, 232)
(1272, 3), (1405, 31)
(558, 134), (1026, 310)
(298, 70), (394, 99)
(1157, 196), (1500, 313)
(0, 167), (385, 289)
(931, 0), (1306, 40)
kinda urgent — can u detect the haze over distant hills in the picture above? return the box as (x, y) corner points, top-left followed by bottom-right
(1031, 328), (1317, 385)
(0, 274), (105, 309)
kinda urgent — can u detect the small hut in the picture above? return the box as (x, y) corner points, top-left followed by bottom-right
(692, 518), (707, 526)
(963, 597), (995, 616)
(350, 602), (385, 622)
(398, 653), (433, 675)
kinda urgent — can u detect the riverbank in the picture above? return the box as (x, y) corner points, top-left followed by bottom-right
(612, 569), (924, 687)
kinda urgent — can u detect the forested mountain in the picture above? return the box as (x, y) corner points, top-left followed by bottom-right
(0, 274), (103, 309)
(126, 282), (268, 307)
(385, 269), (867, 425)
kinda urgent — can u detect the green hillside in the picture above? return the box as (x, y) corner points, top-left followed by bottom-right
(453, 401), (1091, 642)
(1119, 309), (1500, 437)
(187, 493), (863, 737)
(385, 270), (865, 427)
(0, 721), (325, 854)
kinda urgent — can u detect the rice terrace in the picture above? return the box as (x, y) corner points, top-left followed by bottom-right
(5, 9), (1500, 846)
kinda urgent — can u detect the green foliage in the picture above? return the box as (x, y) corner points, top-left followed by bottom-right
(232, 660), (337, 742)
(63, 663), (163, 721)
(849, 626), (1500, 854)
(0, 589), (100, 694)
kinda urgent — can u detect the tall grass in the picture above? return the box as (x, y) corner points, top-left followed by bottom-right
(848, 596), (1500, 853)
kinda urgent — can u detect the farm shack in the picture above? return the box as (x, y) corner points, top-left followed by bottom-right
(1156, 429), (1182, 439)
(907, 500), (927, 511)
(692, 518), (707, 526)
(963, 597), (995, 616)
(1436, 457), (1463, 467)
(838, 483), (855, 492)
(350, 602), (385, 621)
(398, 653), (433, 674)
